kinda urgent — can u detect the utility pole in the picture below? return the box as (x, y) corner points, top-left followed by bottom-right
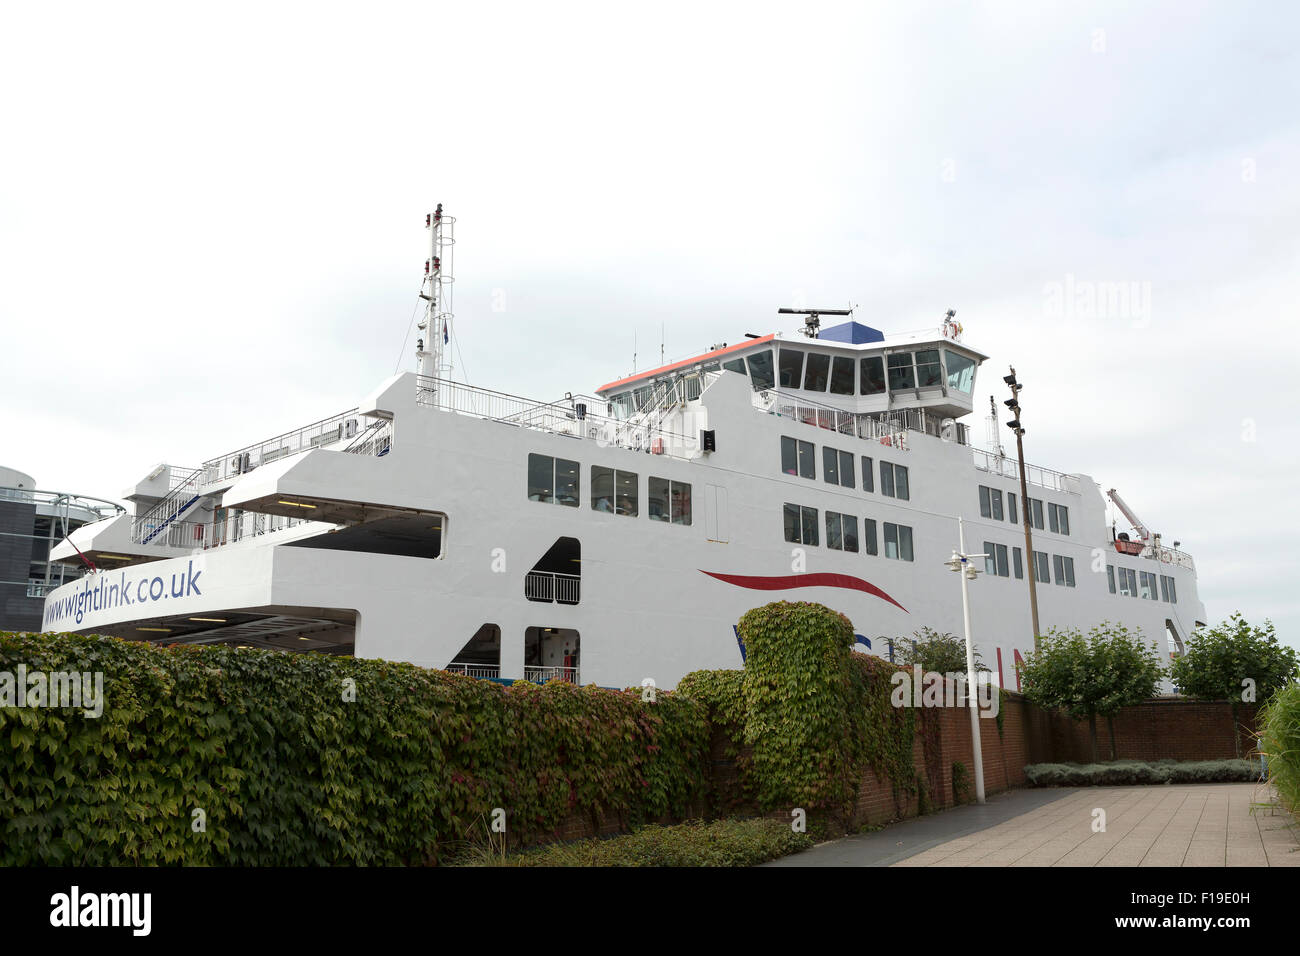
(947, 519), (987, 805)
(1003, 367), (1041, 652)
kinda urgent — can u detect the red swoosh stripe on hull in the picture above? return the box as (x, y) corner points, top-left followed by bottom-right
(699, 570), (908, 612)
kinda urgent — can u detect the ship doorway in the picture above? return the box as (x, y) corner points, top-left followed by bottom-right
(524, 627), (579, 684)
(446, 623), (501, 679)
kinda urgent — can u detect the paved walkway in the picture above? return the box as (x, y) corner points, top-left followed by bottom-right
(771, 783), (1300, 867)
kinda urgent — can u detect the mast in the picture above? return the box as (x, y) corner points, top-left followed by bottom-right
(416, 204), (456, 391)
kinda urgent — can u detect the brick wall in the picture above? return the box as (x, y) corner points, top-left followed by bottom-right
(1041, 698), (1258, 763)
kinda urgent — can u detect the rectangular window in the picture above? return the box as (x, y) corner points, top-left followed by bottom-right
(747, 350), (775, 390)
(592, 466), (637, 515)
(860, 356), (886, 395)
(1107, 565), (1116, 594)
(829, 356), (856, 395)
(838, 451), (854, 489)
(861, 456), (874, 493)
(887, 353), (915, 391)
(1048, 503), (1070, 535)
(648, 477), (692, 525)
(827, 512), (859, 552)
(801, 505), (819, 546)
(979, 485), (991, 518)
(1052, 555), (1076, 587)
(779, 349), (804, 389)
(884, 522), (913, 561)
(945, 350), (976, 393)
(1013, 546), (1023, 579)
(803, 353), (830, 391)
(1008, 493), (1017, 525)
(1160, 574), (1170, 603)
(823, 447), (837, 485)
(1167, 577), (1177, 604)
(529, 454), (579, 506)
(783, 503), (801, 543)
(984, 542), (1009, 578)
(1140, 571), (1158, 601)
(996, 544), (1009, 577)
(1118, 567), (1138, 597)
(991, 489), (1003, 522)
(880, 461), (909, 500)
(1030, 498), (1045, 531)
(863, 518), (878, 556)
(914, 349), (942, 388)
(1033, 550), (1050, 584)
(782, 437), (815, 479)
(723, 358), (747, 375)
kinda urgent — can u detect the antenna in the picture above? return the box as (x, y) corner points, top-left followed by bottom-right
(988, 395), (1006, 458)
(777, 306), (853, 339)
(416, 204), (456, 391)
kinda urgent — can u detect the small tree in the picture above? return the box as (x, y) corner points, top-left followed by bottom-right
(1018, 622), (1165, 761)
(893, 626), (987, 676)
(1170, 613), (1297, 755)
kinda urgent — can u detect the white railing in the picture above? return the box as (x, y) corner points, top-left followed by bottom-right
(524, 665), (580, 684)
(343, 418), (392, 458)
(129, 513), (312, 553)
(202, 409), (363, 484)
(1139, 544), (1196, 573)
(524, 570), (581, 605)
(415, 375), (700, 459)
(767, 394), (970, 447)
(971, 448), (1077, 494)
(444, 663), (501, 679)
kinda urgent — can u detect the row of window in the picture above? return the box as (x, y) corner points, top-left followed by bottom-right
(977, 484), (1070, 535)
(1107, 566), (1178, 603)
(774, 347), (976, 397)
(781, 437), (910, 500)
(527, 454), (693, 525)
(784, 503), (914, 561)
(981, 540), (1076, 586)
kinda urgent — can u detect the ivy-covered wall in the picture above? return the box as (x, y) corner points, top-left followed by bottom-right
(0, 631), (710, 865)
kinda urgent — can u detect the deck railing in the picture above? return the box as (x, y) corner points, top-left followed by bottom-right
(201, 409), (364, 485)
(971, 448), (1078, 494)
(524, 570), (581, 605)
(444, 662), (501, 679)
(765, 393), (971, 447)
(523, 665), (580, 685)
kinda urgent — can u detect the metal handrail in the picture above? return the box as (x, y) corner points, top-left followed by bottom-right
(971, 448), (1077, 495)
(524, 570), (581, 604)
(523, 665), (580, 684)
(202, 408), (361, 484)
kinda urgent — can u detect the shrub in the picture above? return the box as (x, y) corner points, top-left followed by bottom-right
(1024, 759), (1258, 787)
(1257, 683), (1300, 814)
(0, 631), (710, 865)
(467, 817), (813, 867)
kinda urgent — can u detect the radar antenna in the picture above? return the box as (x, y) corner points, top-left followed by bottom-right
(777, 306), (854, 339)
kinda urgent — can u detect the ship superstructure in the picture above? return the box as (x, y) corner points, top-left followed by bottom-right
(41, 211), (1206, 689)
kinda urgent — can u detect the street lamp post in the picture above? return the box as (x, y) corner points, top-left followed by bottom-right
(1004, 367), (1042, 652)
(946, 518), (987, 805)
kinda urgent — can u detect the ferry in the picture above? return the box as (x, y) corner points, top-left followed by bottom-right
(40, 208), (1206, 691)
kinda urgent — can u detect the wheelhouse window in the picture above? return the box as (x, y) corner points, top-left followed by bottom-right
(826, 512), (859, 552)
(649, 477), (692, 525)
(914, 349), (943, 388)
(722, 358), (748, 375)
(887, 353), (915, 391)
(778, 349), (804, 388)
(781, 436), (816, 479)
(1053, 555), (1076, 587)
(860, 356), (886, 395)
(803, 353), (830, 391)
(591, 466), (638, 516)
(783, 503), (819, 546)
(880, 461), (909, 500)
(829, 356), (856, 395)
(529, 454), (579, 507)
(883, 522), (914, 561)
(747, 350), (775, 390)
(945, 350), (976, 394)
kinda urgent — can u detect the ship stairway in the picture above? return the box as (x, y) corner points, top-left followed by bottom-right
(132, 469), (205, 545)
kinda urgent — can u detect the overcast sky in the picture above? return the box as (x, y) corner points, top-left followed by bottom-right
(3, 2), (1297, 649)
